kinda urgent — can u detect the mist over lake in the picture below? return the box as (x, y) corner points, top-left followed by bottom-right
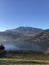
(0, 42), (44, 51)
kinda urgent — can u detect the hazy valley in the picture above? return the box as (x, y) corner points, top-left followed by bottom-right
(0, 26), (49, 51)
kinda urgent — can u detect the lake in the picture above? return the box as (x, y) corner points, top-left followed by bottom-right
(0, 42), (44, 51)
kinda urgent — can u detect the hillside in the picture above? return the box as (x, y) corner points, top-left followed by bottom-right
(24, 29), (49, 49)
(0, 27), (43, 42)
(6, 26), (43, 35)
(33, 29), (49, 44)
(0, 27), (43, 50)
(1, 27), (49, 50)
(17, 29), (49, 49)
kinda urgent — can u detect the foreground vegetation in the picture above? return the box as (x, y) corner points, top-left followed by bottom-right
(0, 60), (49, 65)
(0, 51), (49, 65)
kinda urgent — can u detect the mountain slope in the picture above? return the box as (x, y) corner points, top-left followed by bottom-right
(0, 27), (43, 43)
(0, 27), (45, 50)
(6, 26), (43, 35)
(10, 29), (49, 50)
(33, 29), (49, 40)
(24, 29), (49, 49)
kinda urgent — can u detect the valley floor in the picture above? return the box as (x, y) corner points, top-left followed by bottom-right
(0, 58), (49, 65)
(0, 52), (49, 65)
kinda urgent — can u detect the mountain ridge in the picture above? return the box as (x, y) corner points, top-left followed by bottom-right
(0, 26), (49, 50)
(5, 26), (43, 34)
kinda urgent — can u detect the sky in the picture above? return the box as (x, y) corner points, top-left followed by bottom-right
(0, 0), (49, 31)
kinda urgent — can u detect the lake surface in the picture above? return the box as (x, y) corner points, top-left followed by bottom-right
(0, 42), (44, 50)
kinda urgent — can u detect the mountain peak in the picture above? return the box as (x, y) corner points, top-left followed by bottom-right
(6, 26), (43, 34)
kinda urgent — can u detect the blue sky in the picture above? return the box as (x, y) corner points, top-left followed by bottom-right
(0, 0), (49, 31)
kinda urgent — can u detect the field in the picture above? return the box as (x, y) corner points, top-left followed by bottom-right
(0, 59), (49, 65)
(0, 51), (49, 65)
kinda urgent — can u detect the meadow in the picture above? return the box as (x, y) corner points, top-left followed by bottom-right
(0, 51), (49, 65)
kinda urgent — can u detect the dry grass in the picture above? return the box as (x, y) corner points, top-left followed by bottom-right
(0, 52), (49, 65)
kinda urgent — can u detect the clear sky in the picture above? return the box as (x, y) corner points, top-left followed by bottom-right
(0, 0), (49, 31)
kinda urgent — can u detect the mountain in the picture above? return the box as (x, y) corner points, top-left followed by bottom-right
(0, 26), (45, 50)
(24, 29), (49, 50)
(13, 28), (49, 50)
(6, 26), (43, 35)
(33, 29), (49, 46)
(0, 27), (49, 51)
(33, 29), (49, 40)
(0, 32), (23, 42)
(0, 26), (43, 42)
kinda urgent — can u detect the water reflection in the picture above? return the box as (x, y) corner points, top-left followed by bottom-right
(4, 44), (19, 50)
(1, 42), (43, 51)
